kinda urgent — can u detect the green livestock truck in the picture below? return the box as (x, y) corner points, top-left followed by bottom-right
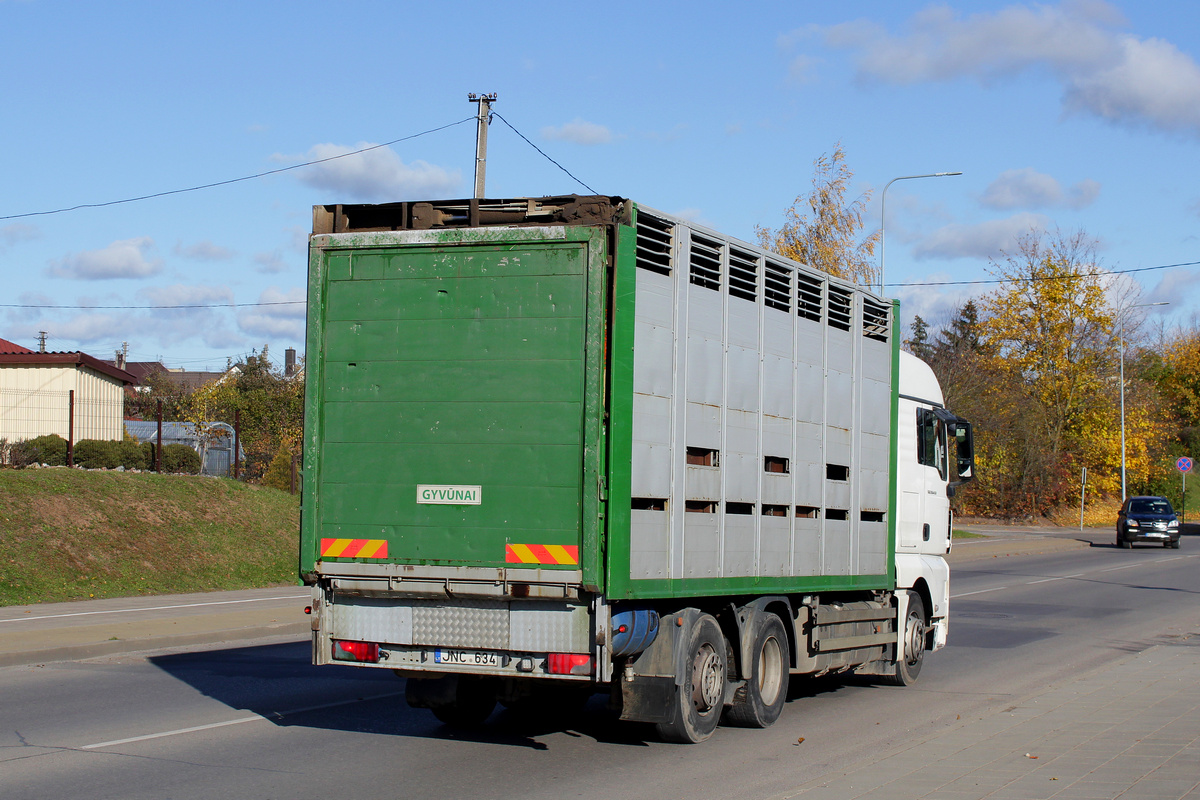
(299, 195), (974, 743)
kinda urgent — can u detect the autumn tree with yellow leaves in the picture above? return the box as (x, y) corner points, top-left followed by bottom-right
(757, 142), (881, 286)
(920, 229), (1172, 517)
(180, 346), (305, 482)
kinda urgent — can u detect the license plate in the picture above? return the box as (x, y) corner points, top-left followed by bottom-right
(433, 649), (500, 667)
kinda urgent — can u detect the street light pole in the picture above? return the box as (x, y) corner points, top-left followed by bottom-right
(879, 171), (962, 295)
(1120, 301), (1169, 500)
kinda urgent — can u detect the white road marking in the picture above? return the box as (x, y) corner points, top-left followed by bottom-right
(957, 554), (1199, 595)
(0, 594), (310, 624)
(951, 586), (1008, 598)
(81, 691), (404, 750)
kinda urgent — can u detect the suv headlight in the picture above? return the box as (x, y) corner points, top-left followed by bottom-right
(1128, 520), (1140, 527)
(1169, 520), (1179, 528)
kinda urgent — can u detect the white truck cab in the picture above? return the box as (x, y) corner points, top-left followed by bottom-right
(895, 351), (974, 651)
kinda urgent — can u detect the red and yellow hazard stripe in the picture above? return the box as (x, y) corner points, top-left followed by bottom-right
(320, 538), (388, 559)
(505, 543), (579, 566)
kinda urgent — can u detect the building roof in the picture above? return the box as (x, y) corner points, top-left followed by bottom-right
(0, 351), (137, 384)
(0, 338), (34, 354)
(170, 370), (230, 392)
(100, 360), (168, 386)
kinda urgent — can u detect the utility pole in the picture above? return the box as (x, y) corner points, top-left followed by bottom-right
(37, 331), (47, 353)
(468, 93), (496, 199)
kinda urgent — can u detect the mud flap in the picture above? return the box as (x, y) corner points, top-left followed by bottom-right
(619, 675), (677, 724)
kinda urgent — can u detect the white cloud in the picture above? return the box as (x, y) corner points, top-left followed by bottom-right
(46, 237), (163, 280)
(787, 54), (820, 85)
(540, 119), (614, 146)
(1064, 35), (1200, 133)
(136, 284), (235, 309)
(980, 168), (1101, 210)
(4, 285), (248, 356)
(46, 311), (129, 345)
(817, 2), (1200, 136)
(237, 286), (306, 340)
(174, 240), (235, 261)
(1066, 178), (1101, 209)
(281, 143), (461, 202)
(254, 251), (290, 274)
(1, 222), (39, 248)
(1144, 269), (1200, 307)
(914, 212), (1051, 260)
(894, 279), (980, 332)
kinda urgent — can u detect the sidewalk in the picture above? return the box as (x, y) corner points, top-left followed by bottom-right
(947, 528), (1094, 562)
(781, 642), (1200, 800)
(0, 586), (311, 668)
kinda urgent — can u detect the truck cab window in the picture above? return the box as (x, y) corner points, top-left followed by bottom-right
(916, 408), (948, 481)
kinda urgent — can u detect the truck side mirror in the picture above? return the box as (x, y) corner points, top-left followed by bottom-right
(949, 420), (974, 485)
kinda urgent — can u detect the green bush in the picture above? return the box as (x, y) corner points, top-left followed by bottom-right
(74, 439), (120, 469)
(17, 434), (68, 467)
(162, 443), (201, 474)
(116, 439), (147, 470)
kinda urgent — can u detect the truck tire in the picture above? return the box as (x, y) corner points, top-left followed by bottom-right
(724, 614), (789, 728)
(882, 591), (926, 687)
(656, 614), (728, 744)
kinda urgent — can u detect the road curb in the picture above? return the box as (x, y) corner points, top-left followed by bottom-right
(947, 535), (1091, 562)
(0, 621), (310, 668)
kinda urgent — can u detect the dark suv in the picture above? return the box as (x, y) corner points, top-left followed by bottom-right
(1116, 496), (1181, 549)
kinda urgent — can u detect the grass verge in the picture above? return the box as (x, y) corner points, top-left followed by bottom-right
(0, 468), (299, 606)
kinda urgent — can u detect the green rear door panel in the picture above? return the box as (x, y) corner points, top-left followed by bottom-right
(301, 229), (608, 585)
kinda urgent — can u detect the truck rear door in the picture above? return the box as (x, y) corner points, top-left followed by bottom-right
(302, 227), (608, 588)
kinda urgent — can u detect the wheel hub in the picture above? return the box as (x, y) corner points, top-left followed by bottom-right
(904, 611), (926, 666)
(692, 645), (724, 712)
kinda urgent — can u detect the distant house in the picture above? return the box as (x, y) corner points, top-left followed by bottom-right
(101, 359), (227, 396)
(0, 346), (136, 444)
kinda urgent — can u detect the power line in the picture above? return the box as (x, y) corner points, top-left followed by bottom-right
(0, 300), (303, 310)
(2, 260), (1195, 311)
(490, 112), (599, 195)
(890, 260), (1200, 288)
(0, 117), (477, 221)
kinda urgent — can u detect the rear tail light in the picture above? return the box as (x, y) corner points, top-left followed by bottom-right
(333, 640), (380, 663)
(547, 653), (592, 675)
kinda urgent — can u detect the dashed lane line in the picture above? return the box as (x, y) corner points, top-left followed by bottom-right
(81, 691), (405, 750)
(0, 594), (311, 624)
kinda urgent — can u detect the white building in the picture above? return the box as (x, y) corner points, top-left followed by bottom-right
(0, 339), (136, 444)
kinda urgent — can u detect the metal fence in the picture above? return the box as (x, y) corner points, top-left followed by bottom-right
(0, 388), (125, 445)
(0, 389), (241, 477)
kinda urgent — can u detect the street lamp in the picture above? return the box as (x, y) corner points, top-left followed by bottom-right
(1120, 301), (1169, 500)
(879, 172), (962, 295)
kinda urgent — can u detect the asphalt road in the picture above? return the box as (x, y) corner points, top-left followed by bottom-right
(2, 534), (1198, 800)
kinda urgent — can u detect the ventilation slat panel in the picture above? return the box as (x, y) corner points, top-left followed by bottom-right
(636, 213), (674, 276)
(689, 234), (723, 291)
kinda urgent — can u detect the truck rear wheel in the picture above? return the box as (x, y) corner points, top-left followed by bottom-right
(724, 614), (788, 728)
(656, 614), (728, 744)
(883, 591), (926, 687)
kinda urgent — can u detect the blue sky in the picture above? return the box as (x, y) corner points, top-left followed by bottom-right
(2, 0), (1196, 370)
